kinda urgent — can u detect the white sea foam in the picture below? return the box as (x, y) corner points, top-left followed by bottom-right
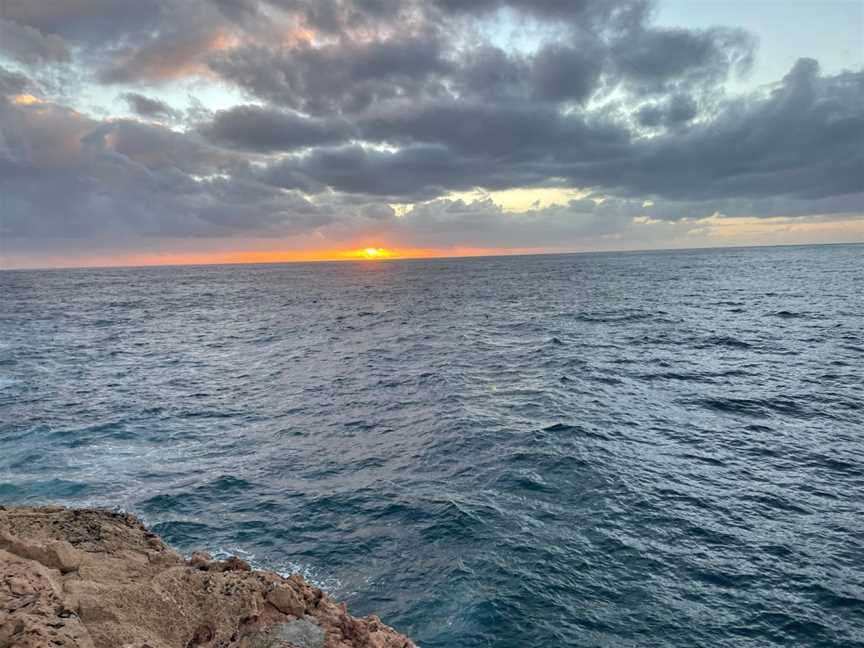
(209, 546), (341, 592)
(0, 376), (18, 390)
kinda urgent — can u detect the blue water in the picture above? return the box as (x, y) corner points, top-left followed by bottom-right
(1, 244), (863, 647)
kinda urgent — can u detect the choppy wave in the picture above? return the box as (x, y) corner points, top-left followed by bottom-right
(1, 244), (863, 647)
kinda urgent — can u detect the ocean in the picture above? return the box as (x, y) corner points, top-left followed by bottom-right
(1, 244), (862, 647)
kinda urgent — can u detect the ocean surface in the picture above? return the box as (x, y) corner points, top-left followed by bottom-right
(1, 244), (863, 647)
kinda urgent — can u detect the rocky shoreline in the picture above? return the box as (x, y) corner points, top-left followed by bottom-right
(0, 506), (417, 648)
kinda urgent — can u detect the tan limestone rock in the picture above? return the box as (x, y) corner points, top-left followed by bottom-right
(0, 507), (416, 648)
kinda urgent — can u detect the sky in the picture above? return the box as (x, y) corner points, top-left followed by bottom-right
(0, 0), (862, 269)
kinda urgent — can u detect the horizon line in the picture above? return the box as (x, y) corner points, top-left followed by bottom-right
(2, 240), (861, 272)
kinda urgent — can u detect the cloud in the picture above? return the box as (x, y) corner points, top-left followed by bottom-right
(391, 196), (640, 248)
(0, 96), (305, 245)
(2, 0), (233, 84)
(637, 94), (698, 128)
(231, 59), (862, 208)
(611, 26), (755, 95)
(530, 43), (605, 103)
(122, 93), (179, 120)
(206, 2), (750, 113)
(0, 0), (162, 44)
(0, 65), (31, 97)
(0, 0), (861, 265)
(260, 143), (552, 199)
(0, 0), (754, 104)
(595, 59), (864, 201)
(357, 100), (630, 160)
(209, 34), (451, 114)
(99, 27), (237, 84)
(428, 0), (650, 26)
(81, 119), (230, 174)
(0, 18), (70, 64)
(201, 105), (355, 152)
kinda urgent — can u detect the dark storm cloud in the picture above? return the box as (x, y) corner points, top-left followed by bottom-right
(637, 94), (698, 128)
(0, 18), (70, 64)
(122, 93), (178, 120)
(357, 101), (631, 160)
(82, 120), (228, 174)
(237, 58), (862, 206)
(203, 0), (756, 124)
(592, 59), (864, 202)
(0, 96), (93, 167)
(0, 65), (30, 96)
(612, 26), (755, 95)
(449, 45), (528, 101)
(0, 0), (861, 261)
(94, 0), (244, 85)
(209, 34), (451, 114)
(0, 0), (162, 44)
(2, 0), (232, 84)
(201, 105), (355, 152)
(209, 35), (619, 113)
(0, 96), (337, 246)
(0, 0), (750, 102)
(260, 143), (553, 200)
(530, 43), (604, 103)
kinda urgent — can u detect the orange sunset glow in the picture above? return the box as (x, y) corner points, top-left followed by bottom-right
(3, 246), (567, 270)
(354, 247), (392, 259)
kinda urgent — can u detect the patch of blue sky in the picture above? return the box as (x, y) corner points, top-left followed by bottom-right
(657, 0), (863, 91)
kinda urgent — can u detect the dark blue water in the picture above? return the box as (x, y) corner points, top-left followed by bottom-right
(2, 244), (863, 647)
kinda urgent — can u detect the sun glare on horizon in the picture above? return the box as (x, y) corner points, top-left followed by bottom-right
(358, 247), (392, 260)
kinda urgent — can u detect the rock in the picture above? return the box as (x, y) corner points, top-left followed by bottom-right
(266, 583), (306, 618)
(188, 551), (212, 570)
(0, 506), (417, 648)
(241, 619), (326, 648)
(223, 556), (252, 572)
(0, 548), (95, 648)
(0, 533), (83, 573)
(187, 552), (251, 572)
(47, 540), (84, 573)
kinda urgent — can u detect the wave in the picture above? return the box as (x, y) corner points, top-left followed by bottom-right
(572, 310), (654, 323)
(0, 376), (19, 390)
(686, 395), (823, 419)
(696, 335), (753, 349)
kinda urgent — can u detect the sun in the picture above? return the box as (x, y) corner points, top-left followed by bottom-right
(359, 247), (392, 259)
(342, 246), (395, 260)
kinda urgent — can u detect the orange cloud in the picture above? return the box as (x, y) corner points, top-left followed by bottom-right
(100, 19), (321, 85)
(12, 94), (43, 105)
(277, 25), (316, 47)
(101, 28), (242, 84)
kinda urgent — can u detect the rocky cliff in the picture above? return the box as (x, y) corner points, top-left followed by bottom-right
(0, 506), (416, 648)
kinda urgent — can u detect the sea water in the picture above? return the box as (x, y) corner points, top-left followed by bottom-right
(1, 244), (862, 647)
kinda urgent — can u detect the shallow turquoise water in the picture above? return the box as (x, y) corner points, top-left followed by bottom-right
(1, 244), (863, 646)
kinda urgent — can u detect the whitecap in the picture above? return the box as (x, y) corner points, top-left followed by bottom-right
(209, 547), (342, 593)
